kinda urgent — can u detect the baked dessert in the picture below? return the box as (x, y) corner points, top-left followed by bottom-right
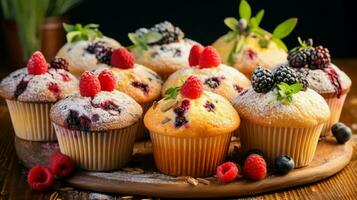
(286, 38), (352, 136)
(51, 71), (142, 171)
(93, 47), (162, 140)
(128, 21), (198, 80)
(234, 66), (330, 167)
(57, 23), (121, 77)
(162, 45), (251, 103)
(144, 76), (240, 177)
(212, 0), (297, 78)
(0, 52), (78, 141)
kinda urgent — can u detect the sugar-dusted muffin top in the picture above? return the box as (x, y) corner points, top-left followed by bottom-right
(0, 68), (78, 102)
(50, 90), (143, 131)
(144, 91), (240, 137)
(162, 64), (251, 103)
(94, 64), (163, 104)
(234, 88), (330, 128)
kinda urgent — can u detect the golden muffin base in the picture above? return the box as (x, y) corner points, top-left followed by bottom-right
(53, 123), (138, 171)
(136, 102), (153, 140)
(6, 100), (56, 141)
(150, 132), (232, 177)
(239, 119), (323, 168)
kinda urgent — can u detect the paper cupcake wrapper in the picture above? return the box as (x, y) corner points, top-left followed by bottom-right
(321, 93), (347, 136)
(5, 100), (56, 141)
(136, 102), (153, 140)
(53, 123), (138, 171)
(150, 132), (232, 177)
(239, 120), (323, 168)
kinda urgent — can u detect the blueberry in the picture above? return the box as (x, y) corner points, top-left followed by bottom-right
(275, 155), (295, 174)
(332, 123), (352, 144)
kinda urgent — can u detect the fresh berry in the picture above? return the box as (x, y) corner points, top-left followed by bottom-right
(27, 51), (49, 75)
(243, 154), (267, 181)
(150, 21), (184, 45)
(98, 70), (116, 92)
(180, 76), (203, 99)
(332, 122), (352, 144)
(310, 45), (331, 69)
(198, 46), (221, 68)
(27, 166), (54, 191)
(86, 42), (113, 65)
(275, 155), (295, 174)
(251, 67), (275, 93)
(288, 48), (312, 69)
(50, 153), (76, 177)
(79, 71), (101, 97)
(189, 44), (204, 66)
(50, 57), (69, 71)
(274, 65), (299, 85)
(111, 48), (135, 69)
(216, 162), (239, 183)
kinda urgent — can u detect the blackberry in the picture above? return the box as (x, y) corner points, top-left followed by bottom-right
(86, 42), (113, 65)
(296, 70), (309, 91)
(251, 67), (275, 93)
(287, 48), (313, 68)
(274, 65), (298, 85)
(50, 57), (69, 71)
(174, 116), (188, 128)
(310, 45), (331, 69)
(150, 21), (184, 45)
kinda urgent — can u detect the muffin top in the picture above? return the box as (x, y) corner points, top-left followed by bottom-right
(0, 53), (78, 102)
(144, 76), (240, 137)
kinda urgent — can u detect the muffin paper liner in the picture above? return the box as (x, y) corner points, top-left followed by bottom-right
(239, 120), (323, 168)
(150, 132), (232, 177)
(136, 102), (153, 140)
(5, 100), (56, 141)
(53, 123), (138, 171)
(321, 94), (347, 136)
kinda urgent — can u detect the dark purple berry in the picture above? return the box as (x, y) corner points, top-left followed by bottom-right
(203, 101), (215, 112)
(149, 21), (184, 45)
(332, 122), (352, 144)
(50, 57), (69, 71)
(14, 79), (29, 98)
(204, 76), (225, 89)
(131, 81), (149, 94)
(252, 67), (274, 93)
(275, 155), (295, 174)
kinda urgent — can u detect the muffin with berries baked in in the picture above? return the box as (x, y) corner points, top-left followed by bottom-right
(57, 23), (121, 77)
(144, 76), (240, 177)
(234, 66), (330, 167)
(50, 71), (142, 171)
(286, 38), (351, 136)
(128, 21), (199, 80)
(212, 0), (297, 78)
(0, 52), (78, 141)
(162, 45), (250, 103)
(93, 47), (162, 140)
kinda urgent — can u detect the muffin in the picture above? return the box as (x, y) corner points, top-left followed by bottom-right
(129, 21), (198, 80)
(51, 71), (142, 171)
(0, 52), (78, 141)
(234, 67), (330, 167)
(286, 38), (352, 136)
(212, 0), (297, 77)
(144, 76), (240, 177)
(162, 45), (251, 103)
(94, 48), (162, 140)
(57, 23), (121, 77)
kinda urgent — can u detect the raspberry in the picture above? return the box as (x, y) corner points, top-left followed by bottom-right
(216, 162), (239, 183)
(50, 57), (69, 71)
(252, 67), (275, 93)
(79, 71), (101, 97)
(50, 152), (76, 177)
(198, 46), (221, 68)
(98, 70), (116, 92)
(111, 48), (135, 69)
(180, 76), (203, 99)
(189, 44), (204, 66)
(243, 154), (267, 181)
(27, 166), (54, 191)
(27, 51), (49, 75)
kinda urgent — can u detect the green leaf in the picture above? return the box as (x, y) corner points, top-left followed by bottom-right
(84, 23), (99, 29)
(128, 33), (142, 45)
(224, 31), (237, 42)
(272, 18), (298, 39)
(224, 17), (239, 31)
(273, 82), (303, 105)
(144, 31), (163, 44)
(63, 23), (76, 32)
(239, 0), (251, 20)
(272, 37), (288, 51)
(164, 86), (181, 100)
(249, 10), (264, 28)
(227, 36), (245, 65)
(63, 23), (103, 43)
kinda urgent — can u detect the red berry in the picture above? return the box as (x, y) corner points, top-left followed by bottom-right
(50, 152), (76, 177)
(111, 48), (135, 69)
(198, 46), (221, 68)
(216, 162), (239, 183)
(243, 154), (267, 181)
(98, 70), (116, 92)
(189, 44), (204, 66)
(27, 166), (54, 191)
(79, 71), (101, 97)
(180, 76), (203, 99)
(27, 51), (49, 75)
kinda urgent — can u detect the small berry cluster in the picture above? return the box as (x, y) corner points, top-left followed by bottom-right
(27, 153), (75, 191)
(86, 42), (114, 65)
(27, 51), (70, 75)
(79, 69), (116, 97)
(189, 45), (221, 68)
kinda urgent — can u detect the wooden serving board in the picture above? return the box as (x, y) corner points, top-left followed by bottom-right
(15, 137), (353, 198)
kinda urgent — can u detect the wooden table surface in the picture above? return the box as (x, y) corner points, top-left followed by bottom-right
(0, 59), (356, 200)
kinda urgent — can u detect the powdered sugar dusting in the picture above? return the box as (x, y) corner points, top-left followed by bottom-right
(88, 171), (177, 184)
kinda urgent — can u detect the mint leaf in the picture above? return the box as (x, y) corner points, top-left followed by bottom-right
(239, 0), (251, 20)
(224, 17), (239, 31)
(227, 36), (245, 65)
(274, 82), (302, 105)
(272, 18), (298, 39)
(128, 33), (141, 45)
(144, 31), (162, 44)
(164, 86), (181, 100)
(63, 23), (103, 43)
(224, 31), (237, 42)
(272, 37), (288, 51)
(249, 9), (264, 28)
(63, 23), (75, 32)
